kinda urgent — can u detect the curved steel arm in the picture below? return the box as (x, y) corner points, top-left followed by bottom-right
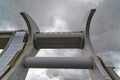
(83, 9), (96, 56)
(85, 9), (96, 50)
(2, 13), (40, 80)
(20, 12), (40, 34)
(20, 12), (40, 49)
(83, 9), (112, 80)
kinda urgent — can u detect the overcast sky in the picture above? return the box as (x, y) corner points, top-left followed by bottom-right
(0, 0), (120, 80)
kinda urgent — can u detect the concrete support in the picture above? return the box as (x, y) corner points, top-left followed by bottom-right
(24, 57), (93, 69)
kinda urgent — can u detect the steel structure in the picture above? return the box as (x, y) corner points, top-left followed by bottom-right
(0, 9), (119, 80)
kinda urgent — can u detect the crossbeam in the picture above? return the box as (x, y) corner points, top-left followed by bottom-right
(34, 32), (84, 49)
(24, 57), (93, 69)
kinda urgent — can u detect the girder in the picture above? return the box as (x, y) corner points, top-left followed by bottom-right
(34, 32), (84, 49)
(24, 57), (93, 69)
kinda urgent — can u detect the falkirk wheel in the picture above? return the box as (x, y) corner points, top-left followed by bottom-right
(0, 9), (119, 80)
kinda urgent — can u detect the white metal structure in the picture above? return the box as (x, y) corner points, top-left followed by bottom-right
(0, 9), (119, 80)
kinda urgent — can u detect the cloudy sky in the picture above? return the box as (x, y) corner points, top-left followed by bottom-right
(0, 0), (120, 80)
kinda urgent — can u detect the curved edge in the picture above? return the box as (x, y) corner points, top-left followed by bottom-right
(2, 13), (40, 80)
(83, 9), (96, 56)
(20, 12), (40, 32)
(83, 9), (112, 80)
(85, 9), (96, 47)
(20, 12), (40, 49)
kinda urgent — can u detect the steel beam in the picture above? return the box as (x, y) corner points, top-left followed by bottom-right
(34, 32), (84, 49)
(24, 57), (93, 69)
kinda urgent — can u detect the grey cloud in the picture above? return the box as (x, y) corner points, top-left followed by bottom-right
(91, 0), (120, 53)
(0, 0), (100, 31)
(46, 69), (90, 80)
(12, 0), (100, 31)
(26, 76), (49, 80)
(36, 49), (82, 57)
(0, 0), (25, 30)
(26, 69), (50, 80)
